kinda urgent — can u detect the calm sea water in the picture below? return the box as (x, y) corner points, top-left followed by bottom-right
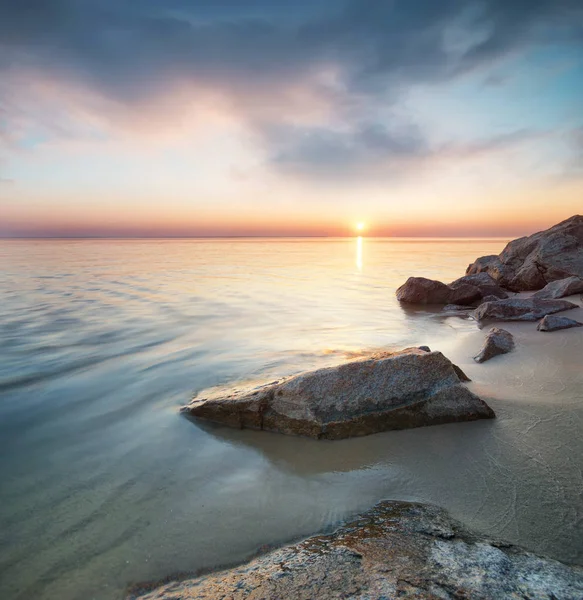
(1, 238), (582, 600)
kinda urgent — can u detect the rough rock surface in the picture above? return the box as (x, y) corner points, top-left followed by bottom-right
(396, 277), (481, 305)
(182, 348), (494, 439)
(396, 273), (507, 305)
(474, 328), (514, 363)
(127, 501), (583, 600)
(537, 315), (583, 332)
(466, 215), (583, 291)
(443, 304), (473, 312)
(449, 272), (508, 299)
(479, 294), (506, 304)
(474, 298), (577, 322)
(533, 276), (583, 300)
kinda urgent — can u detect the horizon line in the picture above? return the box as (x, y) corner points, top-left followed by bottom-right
(0, 234), (515, 240)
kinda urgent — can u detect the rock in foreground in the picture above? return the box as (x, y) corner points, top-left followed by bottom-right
(182, 348), (494, 439)
(474, 328), (514, 363)
(533, 276), (583, 300)
(537, 315), (583, 332)
(127, 501), (583, 600)
(467, 215), (583, 291)
(474, 298), (577, 322)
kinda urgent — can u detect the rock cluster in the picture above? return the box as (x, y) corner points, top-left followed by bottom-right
(466, 215), (583, 291)
(182, 348), (494, 439)
(127, 501), (583, 600)
(396, 216), (583, 357)
(396, 272), (507, 305)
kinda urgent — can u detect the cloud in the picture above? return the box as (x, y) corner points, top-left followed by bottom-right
(0, 0), (582, 180)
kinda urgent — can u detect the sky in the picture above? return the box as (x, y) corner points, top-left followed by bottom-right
(0, 0), (582, 237)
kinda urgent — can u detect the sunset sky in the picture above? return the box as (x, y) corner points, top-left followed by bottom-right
(1, 0), (582, 237)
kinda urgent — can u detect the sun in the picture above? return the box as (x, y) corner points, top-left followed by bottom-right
(355, 222), (365, 233)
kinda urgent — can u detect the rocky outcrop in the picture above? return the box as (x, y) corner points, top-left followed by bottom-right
(474, 328), (514, 363)
(474, 298), (577, 322)
(127, 501), (583, 600)
(182, 348), (494, 439)
(450, 272), (508, 299)
(467, 215), (583, 291)
(396, 277), (481, 305)
(396, 273), (507, 305)
(537, 315), (583, 332)
(533, 276), (583, 300)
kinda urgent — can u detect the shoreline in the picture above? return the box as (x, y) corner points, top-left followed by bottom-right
(124, 293), (583, 597)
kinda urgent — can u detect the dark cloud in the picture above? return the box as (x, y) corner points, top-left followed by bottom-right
(1, 0), (581, 99)
(0, 0), (581, 177)
(264, 120), (429, 178)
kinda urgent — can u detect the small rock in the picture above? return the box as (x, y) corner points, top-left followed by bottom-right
(537, 315), (583, 332)
(474, 328), (514, 363)
(418, 345), (431, 352)
(474, 298), (577, 322)
(533, 276), (583, 300)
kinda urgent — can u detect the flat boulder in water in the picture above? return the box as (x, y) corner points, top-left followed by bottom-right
(474, 298), (577, 322)
(127, 501), (583, 600)
(182, 348), (494, 439)
(474, 328), (514, 363)
(466, 215), (583, 291)
(537, 315), (583, 332)
(533, 276), (583, 300)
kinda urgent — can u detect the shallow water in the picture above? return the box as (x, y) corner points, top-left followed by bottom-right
(0, 238), (582, 600)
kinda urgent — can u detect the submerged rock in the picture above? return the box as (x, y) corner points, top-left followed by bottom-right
(396, 277), (481, 305)
(474, 298), (577, 322)
(467, 215), (583, 291)
(182, 348), (494, 439)
(127, 501), (583, 600)
(537, 315), (583, 332)
(533, 276), (583, 300)
(474, 328), (514, 363)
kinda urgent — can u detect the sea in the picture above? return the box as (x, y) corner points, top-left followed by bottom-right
(1, 238), (582, 599)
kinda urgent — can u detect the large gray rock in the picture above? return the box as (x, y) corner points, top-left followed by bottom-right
(474, 298), (577, 322)
(127, 501), (583, 600)
(537, 315), (583, 332)
(474, 328), (514, 363)
(450, 272), (508, 299)
(533, 276), (583, 300)
(466, 215), (583, 291)
(396, 277), (481, 305)
(182, 348), (494, 439)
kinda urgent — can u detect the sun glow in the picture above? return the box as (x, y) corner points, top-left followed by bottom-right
(355, 222), (365, 233)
